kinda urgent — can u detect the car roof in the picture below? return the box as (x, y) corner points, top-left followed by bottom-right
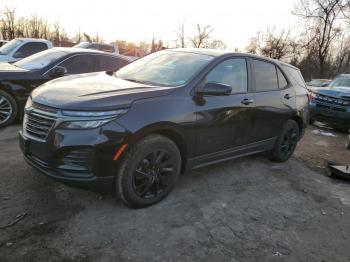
(169, 48), (299, 70)
(49, 47), (133, 61)
(16, 38), (51, 43)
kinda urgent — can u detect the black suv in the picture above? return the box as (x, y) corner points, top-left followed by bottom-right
(19, 49), (309, 207)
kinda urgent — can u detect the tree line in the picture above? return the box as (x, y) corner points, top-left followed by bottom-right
(1, 0), (350, 80)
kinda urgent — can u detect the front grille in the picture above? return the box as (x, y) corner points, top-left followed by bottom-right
(33, 102), (59, 114)
(24, 111), (56, 140)
(315, 93), (350, 106)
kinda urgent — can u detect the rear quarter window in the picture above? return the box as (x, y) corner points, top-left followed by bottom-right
(282, 65), (306, 88)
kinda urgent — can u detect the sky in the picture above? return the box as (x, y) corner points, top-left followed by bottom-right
(2, 0), (301, 50)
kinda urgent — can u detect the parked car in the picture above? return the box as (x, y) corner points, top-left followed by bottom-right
(19, 49), (309, 207)
(307, 79), (331, 88)
(309, 74), (350, 128)
(0, 47), (131, 127)
(73, 42), (119, 54)
(0, 38), (53, 63)
(0, 40), (8, 47)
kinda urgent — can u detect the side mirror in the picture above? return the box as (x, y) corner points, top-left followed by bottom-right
(50, 66), (67, 77)
(197, 82), (232, 96)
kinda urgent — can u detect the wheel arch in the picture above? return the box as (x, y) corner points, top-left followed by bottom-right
(129, 123), (189, 173)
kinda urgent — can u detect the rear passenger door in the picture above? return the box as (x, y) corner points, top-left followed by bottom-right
(251, 59), (296, 141)
(97, 55), (129, 72)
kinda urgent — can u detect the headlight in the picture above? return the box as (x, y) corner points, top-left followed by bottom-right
(59, 108), (128, 129)
(60, 119), (113, 129)
(61, 109), (128, 117)
(25, 96), (32, 109)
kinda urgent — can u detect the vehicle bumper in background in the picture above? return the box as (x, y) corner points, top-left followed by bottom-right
(309, 101), (350, 127)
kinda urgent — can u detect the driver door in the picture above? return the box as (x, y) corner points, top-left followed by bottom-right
(194, 57), (255, 158)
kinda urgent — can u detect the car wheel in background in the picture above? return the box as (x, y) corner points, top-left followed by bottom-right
(115, 134), (181, 208)
(267, 120), (300, 162)
(0, 90), (17, 128)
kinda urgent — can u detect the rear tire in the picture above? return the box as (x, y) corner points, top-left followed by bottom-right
(0, 90), (17, 128)
(115, 134), (181, 208)
(267, 120), (300, 162)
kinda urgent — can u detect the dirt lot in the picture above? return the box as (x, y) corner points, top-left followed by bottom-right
(1, 123), (350, 262)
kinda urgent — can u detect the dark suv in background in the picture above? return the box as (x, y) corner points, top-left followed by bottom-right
(0, 47), (131, 127)
(19, 49), (309, 207)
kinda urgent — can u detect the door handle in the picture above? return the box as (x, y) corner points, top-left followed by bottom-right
(284, 94), (293, 100)
(241, 98), (254, 105)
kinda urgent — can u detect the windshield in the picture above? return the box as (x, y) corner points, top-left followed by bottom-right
(0, 39), (23, 55)
(14, 49), (68, 70)
(115, 50), (214, 86)
(329, 77), (350, 88)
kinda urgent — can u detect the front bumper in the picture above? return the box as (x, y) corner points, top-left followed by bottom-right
(309, 100), (350, 127)
(19, 119), (130, 192)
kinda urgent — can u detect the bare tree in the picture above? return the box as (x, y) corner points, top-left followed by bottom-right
(294, 0), (346, 76)
(150, 36), (164, 52)
(190, 24), (213, 48)
(175, 22), (186, 48)
(0, 7), (16, 39)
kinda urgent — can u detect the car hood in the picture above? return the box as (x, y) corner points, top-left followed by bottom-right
(313, 86), (350, 99)
(0, 62), (28, 72)
(32, 72), (176, 110)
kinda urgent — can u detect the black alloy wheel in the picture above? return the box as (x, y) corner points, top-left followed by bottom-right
(132, 150), (175, 199)
(116, 134), (181, 208)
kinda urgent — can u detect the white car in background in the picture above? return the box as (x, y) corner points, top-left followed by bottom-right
(73, 42), (119, 54)
(0, 38), (53, 63)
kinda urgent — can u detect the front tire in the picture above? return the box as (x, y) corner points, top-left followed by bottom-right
(115, 134), (181, 208)
(267, 120), (300, 162)
(0, 90), (18, 128)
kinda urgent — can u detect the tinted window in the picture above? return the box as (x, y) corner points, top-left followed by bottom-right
(277, 68), (288, 89)
(99, 44), (114, 53)
(206, 58), (247, 93)
(60, 55), (96, 74)
(253, 60), (278, 91)
(98, 56), (128, 71)
(13, 42), (48, 58)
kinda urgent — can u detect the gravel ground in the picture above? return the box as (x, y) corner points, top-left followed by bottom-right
(1, 124), (350, 262)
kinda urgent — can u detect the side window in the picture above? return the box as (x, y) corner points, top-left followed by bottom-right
(205, 58), (248, 93)
(277, 68), (288, 89)
(13, 42), (48, 58)
(253, 60), (278, 91)
(60, 55), (96, 74)
(99, 44), (114, 53)
(98, 56), (128, 71)
(282, 65), (306, 87)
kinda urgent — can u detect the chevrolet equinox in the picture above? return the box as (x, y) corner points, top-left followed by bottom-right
(19, 49), (309, 207)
